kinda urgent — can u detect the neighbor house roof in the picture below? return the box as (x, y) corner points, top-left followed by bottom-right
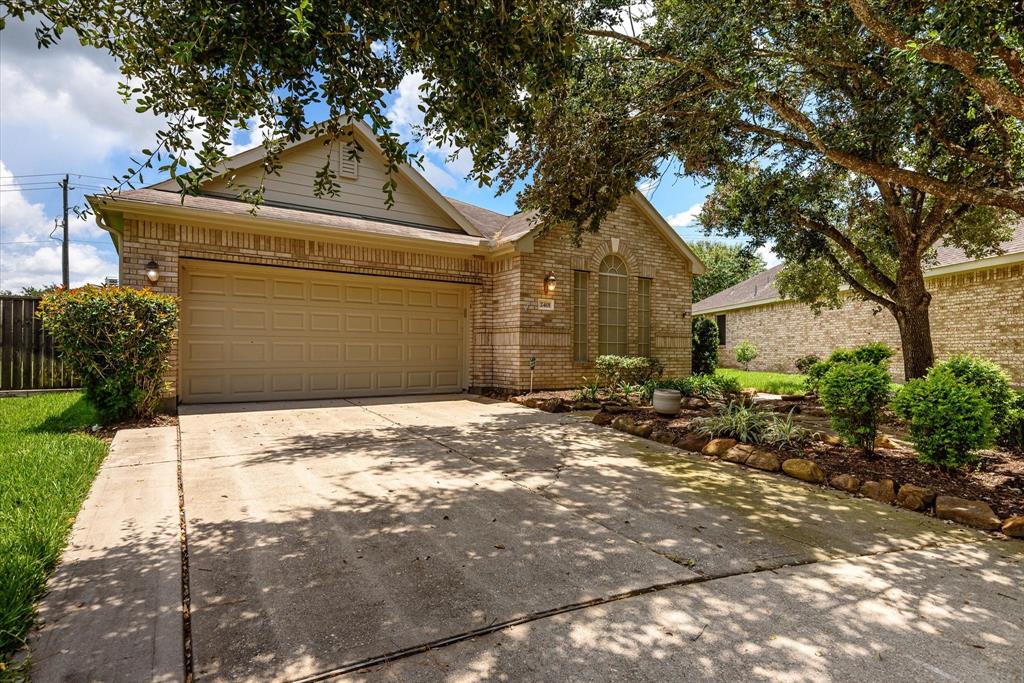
(694, 223), (1024, 315)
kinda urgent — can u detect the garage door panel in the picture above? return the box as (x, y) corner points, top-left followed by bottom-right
(310, 283), (341, 302)
(273, 279), (306, 300)
(310, 313), (341, 332)
(233, 276), (268, 298)
(271, 342), (305, 363)
(231, 341), (266, 363)
(181, 261), (467, 403)
(233, 309), (267, 330)
(378, 288), (404, 305)
(377, 372), (404, 390)
(378, 345), (403, 362)
(378, 316), (404, 334)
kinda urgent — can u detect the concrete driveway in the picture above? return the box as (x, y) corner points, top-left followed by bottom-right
(176, 395), (1024, 682)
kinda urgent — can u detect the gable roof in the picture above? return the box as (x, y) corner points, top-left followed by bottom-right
(149, 119), (484, 238)
(90, 117), (704, 270)
(694, 222), (1024, 314)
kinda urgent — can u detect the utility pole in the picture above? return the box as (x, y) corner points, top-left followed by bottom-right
(61, 174), (69, 289)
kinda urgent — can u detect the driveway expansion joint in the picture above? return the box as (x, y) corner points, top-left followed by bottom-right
(176, 423), (195, 683)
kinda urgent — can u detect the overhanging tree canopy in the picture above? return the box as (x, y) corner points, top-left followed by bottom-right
(4, 0), (1022, 378)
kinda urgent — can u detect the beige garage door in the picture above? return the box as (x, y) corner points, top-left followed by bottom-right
(179, 260), (468, 403)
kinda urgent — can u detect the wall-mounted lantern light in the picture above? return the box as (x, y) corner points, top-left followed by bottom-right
(145, 260), (160, 284)
(543, 271), (557, 295)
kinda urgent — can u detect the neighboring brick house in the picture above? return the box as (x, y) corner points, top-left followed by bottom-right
(88, 121), (703, 405)
(693, 228), (1024, 383)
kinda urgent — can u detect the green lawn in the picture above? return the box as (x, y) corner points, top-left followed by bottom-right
(716, 368), (808, 396)
(0, 392), (107, 667)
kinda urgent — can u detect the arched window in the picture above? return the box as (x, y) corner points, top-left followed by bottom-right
(598, 255), (628, 355)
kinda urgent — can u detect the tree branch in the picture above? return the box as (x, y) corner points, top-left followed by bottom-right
(821, 248), (896, 311)
(585, 27), (1024, 214)
(794, 214), (899, 296)
(845, 0), (1024, 120)
(733, 122), (816, 150)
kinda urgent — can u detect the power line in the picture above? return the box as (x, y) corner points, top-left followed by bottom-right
(4, 172), (113, 181)
(0, 240), (111, 245)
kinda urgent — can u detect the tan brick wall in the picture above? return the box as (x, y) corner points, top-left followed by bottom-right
(512, 200), (693, 390)
(118, 199), (696, 401)
(713, 261), (1024, 383)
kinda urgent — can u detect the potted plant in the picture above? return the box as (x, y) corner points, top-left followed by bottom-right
(652, 388), (682, 416)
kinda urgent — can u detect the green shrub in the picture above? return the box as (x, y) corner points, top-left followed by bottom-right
(734, 340), (758, 370)
(818, 361), (892, 453)
(691, 317), (719, 376)
(805, 342), (894, 392)
(848, 342), (894, 366)
(936, 355), (1013, 430)
(595, 355), (664, 388)
(656, 373), (741, 400)
(693, 402), (811, 446)
(794, 354), (820, 374)
(38, 286), (178, 421)
(573, 377), (601, 403)
(892, 368), (995, 468)
(694, 401), (771, 443)
(1000, 391), (1024, 449)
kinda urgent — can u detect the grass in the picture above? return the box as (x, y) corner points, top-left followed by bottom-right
(0, 392), (107, 668)
(716, 368), (809, 396)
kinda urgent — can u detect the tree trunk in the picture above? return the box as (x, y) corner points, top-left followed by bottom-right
(892, 264), (935, 380)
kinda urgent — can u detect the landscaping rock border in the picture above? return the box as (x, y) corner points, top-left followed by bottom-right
(565, 405), (1023, 541)
(507, 396), (1022, 541)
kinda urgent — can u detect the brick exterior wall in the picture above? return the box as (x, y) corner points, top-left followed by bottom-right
(712, 261), (1024, 383)
(118, 198), (694, 403)
(513, 200), (693, 390)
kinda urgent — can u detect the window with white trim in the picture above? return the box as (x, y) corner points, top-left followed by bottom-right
(598, 255), (628, 356)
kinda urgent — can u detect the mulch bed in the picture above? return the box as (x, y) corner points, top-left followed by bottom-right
(87, 413), (179, 442)
(612, 405), (1024, 519)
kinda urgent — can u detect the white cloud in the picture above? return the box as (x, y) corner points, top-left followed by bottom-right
(758, 243), (782, 268)
(0, 23), (165, 171)
(0, 161), (117, 291)
(666, 202), (704, 229)
(385, 72), (476, 188)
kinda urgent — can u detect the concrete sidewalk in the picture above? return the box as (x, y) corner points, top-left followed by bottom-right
(29, 426), (183, 683)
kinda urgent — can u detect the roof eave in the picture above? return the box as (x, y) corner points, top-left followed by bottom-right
(91, 194), (492, 255)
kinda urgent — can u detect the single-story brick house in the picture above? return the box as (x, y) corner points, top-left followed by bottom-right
(89, 121), (703, 405)
(693, 227), (1024, 384)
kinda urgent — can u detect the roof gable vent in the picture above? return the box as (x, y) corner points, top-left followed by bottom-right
(335, 142), (359, 180)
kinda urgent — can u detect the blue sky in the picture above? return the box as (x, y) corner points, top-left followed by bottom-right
(0, 19), (769, 292)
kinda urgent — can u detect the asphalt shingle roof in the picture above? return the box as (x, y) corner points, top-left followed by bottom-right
(693, 223), (1024, 314)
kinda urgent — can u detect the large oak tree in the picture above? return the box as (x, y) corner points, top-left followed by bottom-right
(498, 0), (1023, 379)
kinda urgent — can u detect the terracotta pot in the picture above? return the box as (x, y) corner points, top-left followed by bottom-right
(652, 389), (682, 416)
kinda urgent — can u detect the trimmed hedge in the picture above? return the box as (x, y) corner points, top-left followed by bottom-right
(691, 317), (719, 376)
(819, 361), (892, 453)
(892, 367), (995, 468)
(38, 286), (178, 420)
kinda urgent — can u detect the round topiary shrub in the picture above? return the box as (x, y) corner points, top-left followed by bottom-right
(935, 355), (1013, 430)
(734, 340), (758, 370)
(691, 316), (719, 376)
(818, 361), (892, 453)
(892, 368), (995, 468)
(38, 285), (178, 421)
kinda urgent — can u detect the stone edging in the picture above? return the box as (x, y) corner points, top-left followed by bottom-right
(513, 397), (1024, 541)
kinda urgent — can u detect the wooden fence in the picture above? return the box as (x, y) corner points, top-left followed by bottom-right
(0, 296), (77, 391)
